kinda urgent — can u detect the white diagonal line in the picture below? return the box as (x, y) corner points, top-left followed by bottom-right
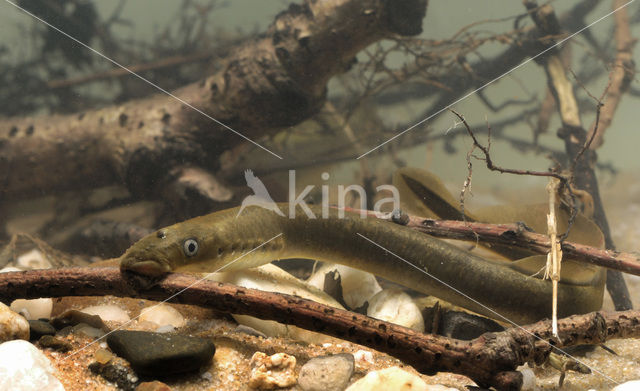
(357, 0), (636, 159)
(356, 232), (619, 384)
(3, 0), (283, 160)
(65, 233), (282, 358)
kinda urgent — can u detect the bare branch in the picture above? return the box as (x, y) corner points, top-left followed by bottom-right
(1, 267), (639, 390)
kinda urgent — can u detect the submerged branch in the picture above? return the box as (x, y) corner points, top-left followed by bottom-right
(1, 267), (639, 390)
(350, 208), (640, 277)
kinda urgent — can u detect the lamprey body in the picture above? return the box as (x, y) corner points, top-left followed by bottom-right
(120, 203), (605, 325)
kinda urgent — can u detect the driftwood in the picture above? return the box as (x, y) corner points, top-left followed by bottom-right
(0, 267), (638, 391)
(343, 208), (640, 276)
(0, 0), (427, 202)
(524, 0), (634, 310)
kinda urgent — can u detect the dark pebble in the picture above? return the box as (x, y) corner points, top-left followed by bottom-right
(51, 309), (109, 331)
(28, 320), (56, 341)
(38, 335), (73, 352)
(89, 361), (138, 391)
(107, 330), (215, 376)
(438, 311), (504, 340)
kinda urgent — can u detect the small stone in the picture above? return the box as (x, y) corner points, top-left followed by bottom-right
(0, 301), (29, 342)
(367, 289), (424, 332)
(517, 363), (536, 390)
(437, 310), (504, 340)
(107, 330), (215, 376)
(52, 309), (109, 331)
(0, 339), (64, 391)
(135, 380), (172, 391)
(235, 324), (268, 338)
(139, 303), (185, 329)
(28, 319), (56, 341)
(81, 304), (131, 323)
(353, 350), (374, 365)
(15, 249), (51, 269)
(38, 335), (72, 352)
(89, 361), (138, 391)
(249, 352), (297, 389)
(308, 264), (381, 309)
(72, 323), (106, 339)
(94, 348), (114, 364)
(10, 298), (53, 320)
(298, 353), (354, 391)
(345, 366), (428, 391)
(613, 380), (640, 390)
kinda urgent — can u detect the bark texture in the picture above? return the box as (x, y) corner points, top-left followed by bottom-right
(1, 267), (639, 391)
(0, 0), (427, 201)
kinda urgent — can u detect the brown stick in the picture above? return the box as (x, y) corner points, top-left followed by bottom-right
(350, 208), (640, 277)
(526, 0), (633, 310)
(1, 267), (638, 390)
(586, 0), (636, 149)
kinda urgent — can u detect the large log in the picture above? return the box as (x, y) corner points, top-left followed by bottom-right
(0, 0), (427, 201)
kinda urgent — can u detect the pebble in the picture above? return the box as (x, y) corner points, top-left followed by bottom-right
(10, 298), (53, 320)
(94, 347), (114, 364)
(298, 353), (355, 391)
(308, 264), (381, 309)
(135, 380), (172, 391)
(72, 322), (105, 338)
(139, 303), (185, 329)
(345, 366), (429, 391)
(518, 363), (536, 390)
(249, 352), (297, 389)
(38, 335), (73, 352)
(52, 309), (110, 331)
(436, 310), (504, 340)
(107, 330), (215, 376)
(235, 324), (268, 338)
(0, 301), (29, 342)
(15, 248), (52, 269)
(89, 360), (139, 391)
(367, 289), (425, 332)
(28, 319), (56, 340)
(613, 380), (640, 390)
(353, 350), (374, 365)
(81, 304), (131, 323)
(0, 339), (64, 391)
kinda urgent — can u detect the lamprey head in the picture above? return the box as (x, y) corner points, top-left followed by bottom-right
(119, 215), (237, 286)
(119, 220), (210, 285)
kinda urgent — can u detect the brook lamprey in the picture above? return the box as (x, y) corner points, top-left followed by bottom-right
(120, 203), (604, 325)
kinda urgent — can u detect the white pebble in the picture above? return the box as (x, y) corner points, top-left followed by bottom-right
(155, 325), (176, 333)
(613, 380), (640, 390)
(16, 249), (51, 270)
(0, 340), (64, 391)
(201, 371), (213, 381)
(308, 264), (382, 309)
(345, 366), (428, 391)
(10, 298), (53, 320)
(0, 266), (22, 273)
(80, 304), (130, 323)
(138, 303), (185, 328)
(517, 364), (536, 390)
(0, 302), (29, 342)
(353, 350), (374, 365)
(367, 289), (425, 332)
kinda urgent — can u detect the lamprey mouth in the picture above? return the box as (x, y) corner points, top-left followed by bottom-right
(120, 258), (172, 290)
(120, 259), (172, 277)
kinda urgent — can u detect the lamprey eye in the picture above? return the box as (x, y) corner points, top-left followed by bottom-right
(182, 238), (199, 257)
